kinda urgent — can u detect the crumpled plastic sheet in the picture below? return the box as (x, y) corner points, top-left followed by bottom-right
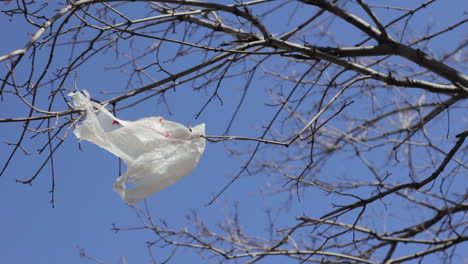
(69, 90), (206, 204)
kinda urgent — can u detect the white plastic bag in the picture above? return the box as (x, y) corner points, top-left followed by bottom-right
(69, 90), (206, 204)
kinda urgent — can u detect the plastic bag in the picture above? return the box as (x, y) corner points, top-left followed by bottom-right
(69, 90), (206, 204)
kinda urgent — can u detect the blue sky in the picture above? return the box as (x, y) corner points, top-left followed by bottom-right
(1, 1), (466, 263)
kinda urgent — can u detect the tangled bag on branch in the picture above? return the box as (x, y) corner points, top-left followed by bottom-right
(69, 90), (206, 204)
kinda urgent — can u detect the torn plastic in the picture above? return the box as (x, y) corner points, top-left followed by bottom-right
(69, 90), (206, 204)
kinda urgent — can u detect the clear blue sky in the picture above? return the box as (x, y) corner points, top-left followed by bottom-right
(0, 1), (466, 263)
